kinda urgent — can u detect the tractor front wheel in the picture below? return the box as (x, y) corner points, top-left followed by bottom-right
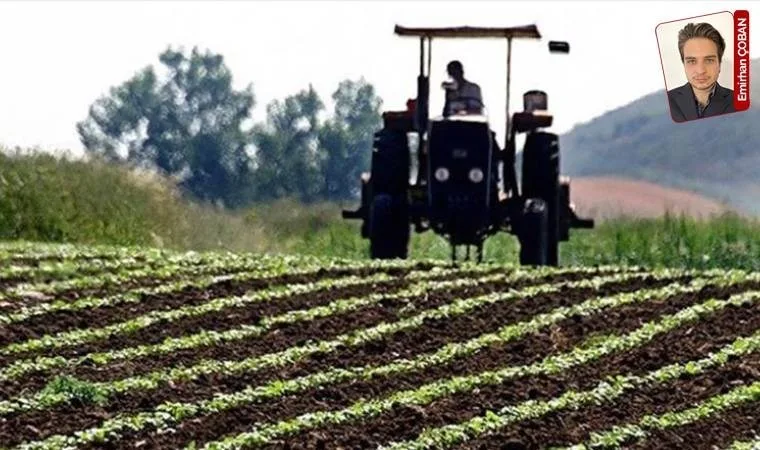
(518, 198), (549, 266)
(369, 193), (410, 259)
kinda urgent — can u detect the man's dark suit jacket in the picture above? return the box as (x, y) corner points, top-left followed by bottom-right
(667, 82), (736, 123)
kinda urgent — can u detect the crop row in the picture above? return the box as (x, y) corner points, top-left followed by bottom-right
(0, 252), (215, 302)
(0, 254), (172, 282)
(561, 379), (760, 449)
(0, 264), (602, 401)
(0, 248), (434, 306)
(0, 270), (412, 356)
(0, 242), (425, 269)
(0, 265), (660, 447)
(0, 265), (531, 382)
(179, 271), (752, 423)
(0, 242), (174, 263)
(728, 438), (760, 450)
(0, 256), (522, 327)
(0, 269), (648, 381)
(0, 251), (288, 302)
(0, 266), (652, 415)
(380, 291), (760, 450)
(199, 288), (760, 450)
(4, 242), (757, 449)
(9, 268), (735, 448)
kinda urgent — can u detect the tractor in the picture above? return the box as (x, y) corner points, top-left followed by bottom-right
(342, 24), (595, 265)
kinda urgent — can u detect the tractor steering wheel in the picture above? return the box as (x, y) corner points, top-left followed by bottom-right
(444, 96), (486, 117)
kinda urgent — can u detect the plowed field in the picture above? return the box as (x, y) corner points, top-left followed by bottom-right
(0, 242), (758, 450)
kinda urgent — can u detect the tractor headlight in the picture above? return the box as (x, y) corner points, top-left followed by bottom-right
(468, 168), (484, 183)
(434, 167), (450, 182)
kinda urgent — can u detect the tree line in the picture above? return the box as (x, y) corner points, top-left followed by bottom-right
(76, 46), (384, 209)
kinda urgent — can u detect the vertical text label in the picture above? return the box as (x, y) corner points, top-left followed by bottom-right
(734, 10), (750, 111)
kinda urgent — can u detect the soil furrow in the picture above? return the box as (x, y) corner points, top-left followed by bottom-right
(0, 279), (410, 398)
(0, 265), (245, 314)
(457, 353), (760, 449)
(0, 261), (428, 315)
(263, 288), (760, 450)
(0, 271), (616, 444)
(1, 269), (590, 400)
(453, 304), (760, 449)
(281, 275), (695, 372)
(0, 264), (430, 355)
(0, 267), (418, 348)
(0, 260), (169, 288)
(629, 402), (760, 450)
(63, 275), (695, 449)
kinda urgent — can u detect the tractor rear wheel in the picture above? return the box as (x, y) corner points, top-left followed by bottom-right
(369, 193), (410, 259)
(518, 198), (549, 266)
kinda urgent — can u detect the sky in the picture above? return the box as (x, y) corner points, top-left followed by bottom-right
(0, 0), (758, 155)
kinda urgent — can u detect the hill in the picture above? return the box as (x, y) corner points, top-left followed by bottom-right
(568, 176), (734, 220)
(559, 58), (760, 216)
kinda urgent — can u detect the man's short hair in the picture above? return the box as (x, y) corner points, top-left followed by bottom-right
(678, 22), (726, 63)
(447, 60), (464, 75)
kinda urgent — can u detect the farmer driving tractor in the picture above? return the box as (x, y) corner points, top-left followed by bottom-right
(442, 60), (484, 117)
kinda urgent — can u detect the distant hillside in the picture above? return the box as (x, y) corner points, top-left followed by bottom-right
(568, 176), (734, 220)
(559, 58), (760, 215)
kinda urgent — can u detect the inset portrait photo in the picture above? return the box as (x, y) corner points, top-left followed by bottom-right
(656, 11), (749, 123)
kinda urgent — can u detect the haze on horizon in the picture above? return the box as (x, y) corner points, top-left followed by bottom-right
(0, 0), (757, 155)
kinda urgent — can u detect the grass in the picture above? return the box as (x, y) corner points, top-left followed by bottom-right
(1, 147), (758, 270)
(558, 211), (760, 270)
(0, 147), (265, 252)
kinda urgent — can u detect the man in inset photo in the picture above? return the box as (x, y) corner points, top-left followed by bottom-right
(667, 22), (735, 122)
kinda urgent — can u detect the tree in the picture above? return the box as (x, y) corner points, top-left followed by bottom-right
(250, 84), (325, 202)
(76, 46), (256, 208)
(76, 66), (160, 163)
(317, 78), (383, 201)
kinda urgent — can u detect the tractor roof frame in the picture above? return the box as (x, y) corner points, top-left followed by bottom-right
(394, 24), (543, 39)
(393, 24), (568, 144)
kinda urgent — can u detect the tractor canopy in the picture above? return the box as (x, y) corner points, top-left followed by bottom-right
(392, 23), (568, 148)
(394, 25), (542, 39)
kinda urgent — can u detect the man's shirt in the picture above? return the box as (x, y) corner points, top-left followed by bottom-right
(695, 82), (718, 118)
(444, 80), (483, 116)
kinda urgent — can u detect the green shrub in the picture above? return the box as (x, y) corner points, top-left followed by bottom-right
(1, 147), (758, 270)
